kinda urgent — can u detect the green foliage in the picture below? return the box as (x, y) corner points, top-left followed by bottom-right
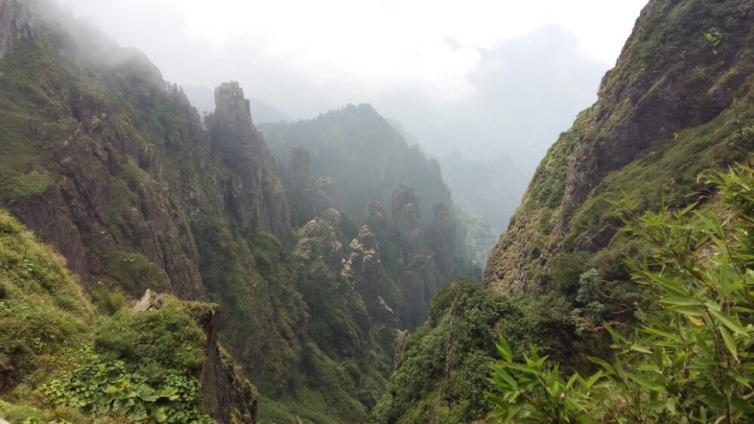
(0, 399), (85, 424)
(0, 211), (93, 391)
(489, 339), (602, 423)
(89, 285), (127, 316)
(372, 280), (513, 423)
(42, 358), (211, 424)
(0, 210), (214, 422)
(103, 251), (172, 296)
(0, 170), (53, 202)
(488, 166), (754, 423)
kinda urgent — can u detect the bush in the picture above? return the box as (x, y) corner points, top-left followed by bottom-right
(488, 166), (754, 423)
(42, 358), (212, 423)
(94, 297), (206, 385)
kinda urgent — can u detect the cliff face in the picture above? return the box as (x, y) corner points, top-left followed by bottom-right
(486, 0), (754, 291)
(0, 0), (207, 299)
(0, 0), (35, 61)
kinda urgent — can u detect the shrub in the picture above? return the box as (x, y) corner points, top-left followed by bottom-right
(488, 166), (754, 423)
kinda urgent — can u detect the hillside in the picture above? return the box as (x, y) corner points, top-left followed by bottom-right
(375, 0), (754, 422)
(0, 210), (257, 423)
(486, 0), (754, 291)
(260, 106), (452, 227)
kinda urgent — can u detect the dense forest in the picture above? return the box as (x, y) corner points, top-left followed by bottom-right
(1, 0), (754, 423)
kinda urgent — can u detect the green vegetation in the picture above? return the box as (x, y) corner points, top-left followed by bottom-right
(489, 166), (754, 423)
(0, 210), (92, 394)
(42, 298), (213, 424)
(0, 210), (219, 423)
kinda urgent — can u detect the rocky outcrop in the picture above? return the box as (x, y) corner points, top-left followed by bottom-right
(196, 306), (258, 424)
(430, 202), (458, 276)
(208, 82), (291, 239)
(3, 68), (205, 299)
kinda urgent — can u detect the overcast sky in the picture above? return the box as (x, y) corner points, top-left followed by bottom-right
(59, 0), (647, 170)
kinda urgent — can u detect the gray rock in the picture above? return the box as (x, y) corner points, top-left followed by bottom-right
(131, 289), (165, 313)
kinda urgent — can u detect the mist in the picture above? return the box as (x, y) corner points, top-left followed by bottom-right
(57, 0), (644, 171)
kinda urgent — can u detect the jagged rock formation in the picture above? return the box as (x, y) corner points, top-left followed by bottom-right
(486, 0), (754, 291)
(342, 225), (399, 327)
(260, 104), (453, 227)
(207, 82), (290, 238)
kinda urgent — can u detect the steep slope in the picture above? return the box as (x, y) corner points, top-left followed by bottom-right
(486, 0), (754, 291)
(376, 1), (754, 422)
(0, 210), (257, 423)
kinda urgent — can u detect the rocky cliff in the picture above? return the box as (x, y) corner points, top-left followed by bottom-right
(486, 0), (754, 291)
(0, 211), (257, 423)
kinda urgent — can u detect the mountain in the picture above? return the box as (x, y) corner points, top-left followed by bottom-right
(486, 0), (754, 291)
(0, 1), (472, 421)
(260, 106), (453, 226)
(375, 0), (754, 422)
(260, 107), (480, 328)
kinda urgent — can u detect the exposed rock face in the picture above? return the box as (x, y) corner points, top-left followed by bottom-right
(341, 225), (397, 325)
(131, 289), (165, 313)
(485, 0), (754, 291)
(4, 70), (205, 300)
(367, 201), (388, 231)
(208, 81), (291, 238)
(392, 185), (423, 250)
